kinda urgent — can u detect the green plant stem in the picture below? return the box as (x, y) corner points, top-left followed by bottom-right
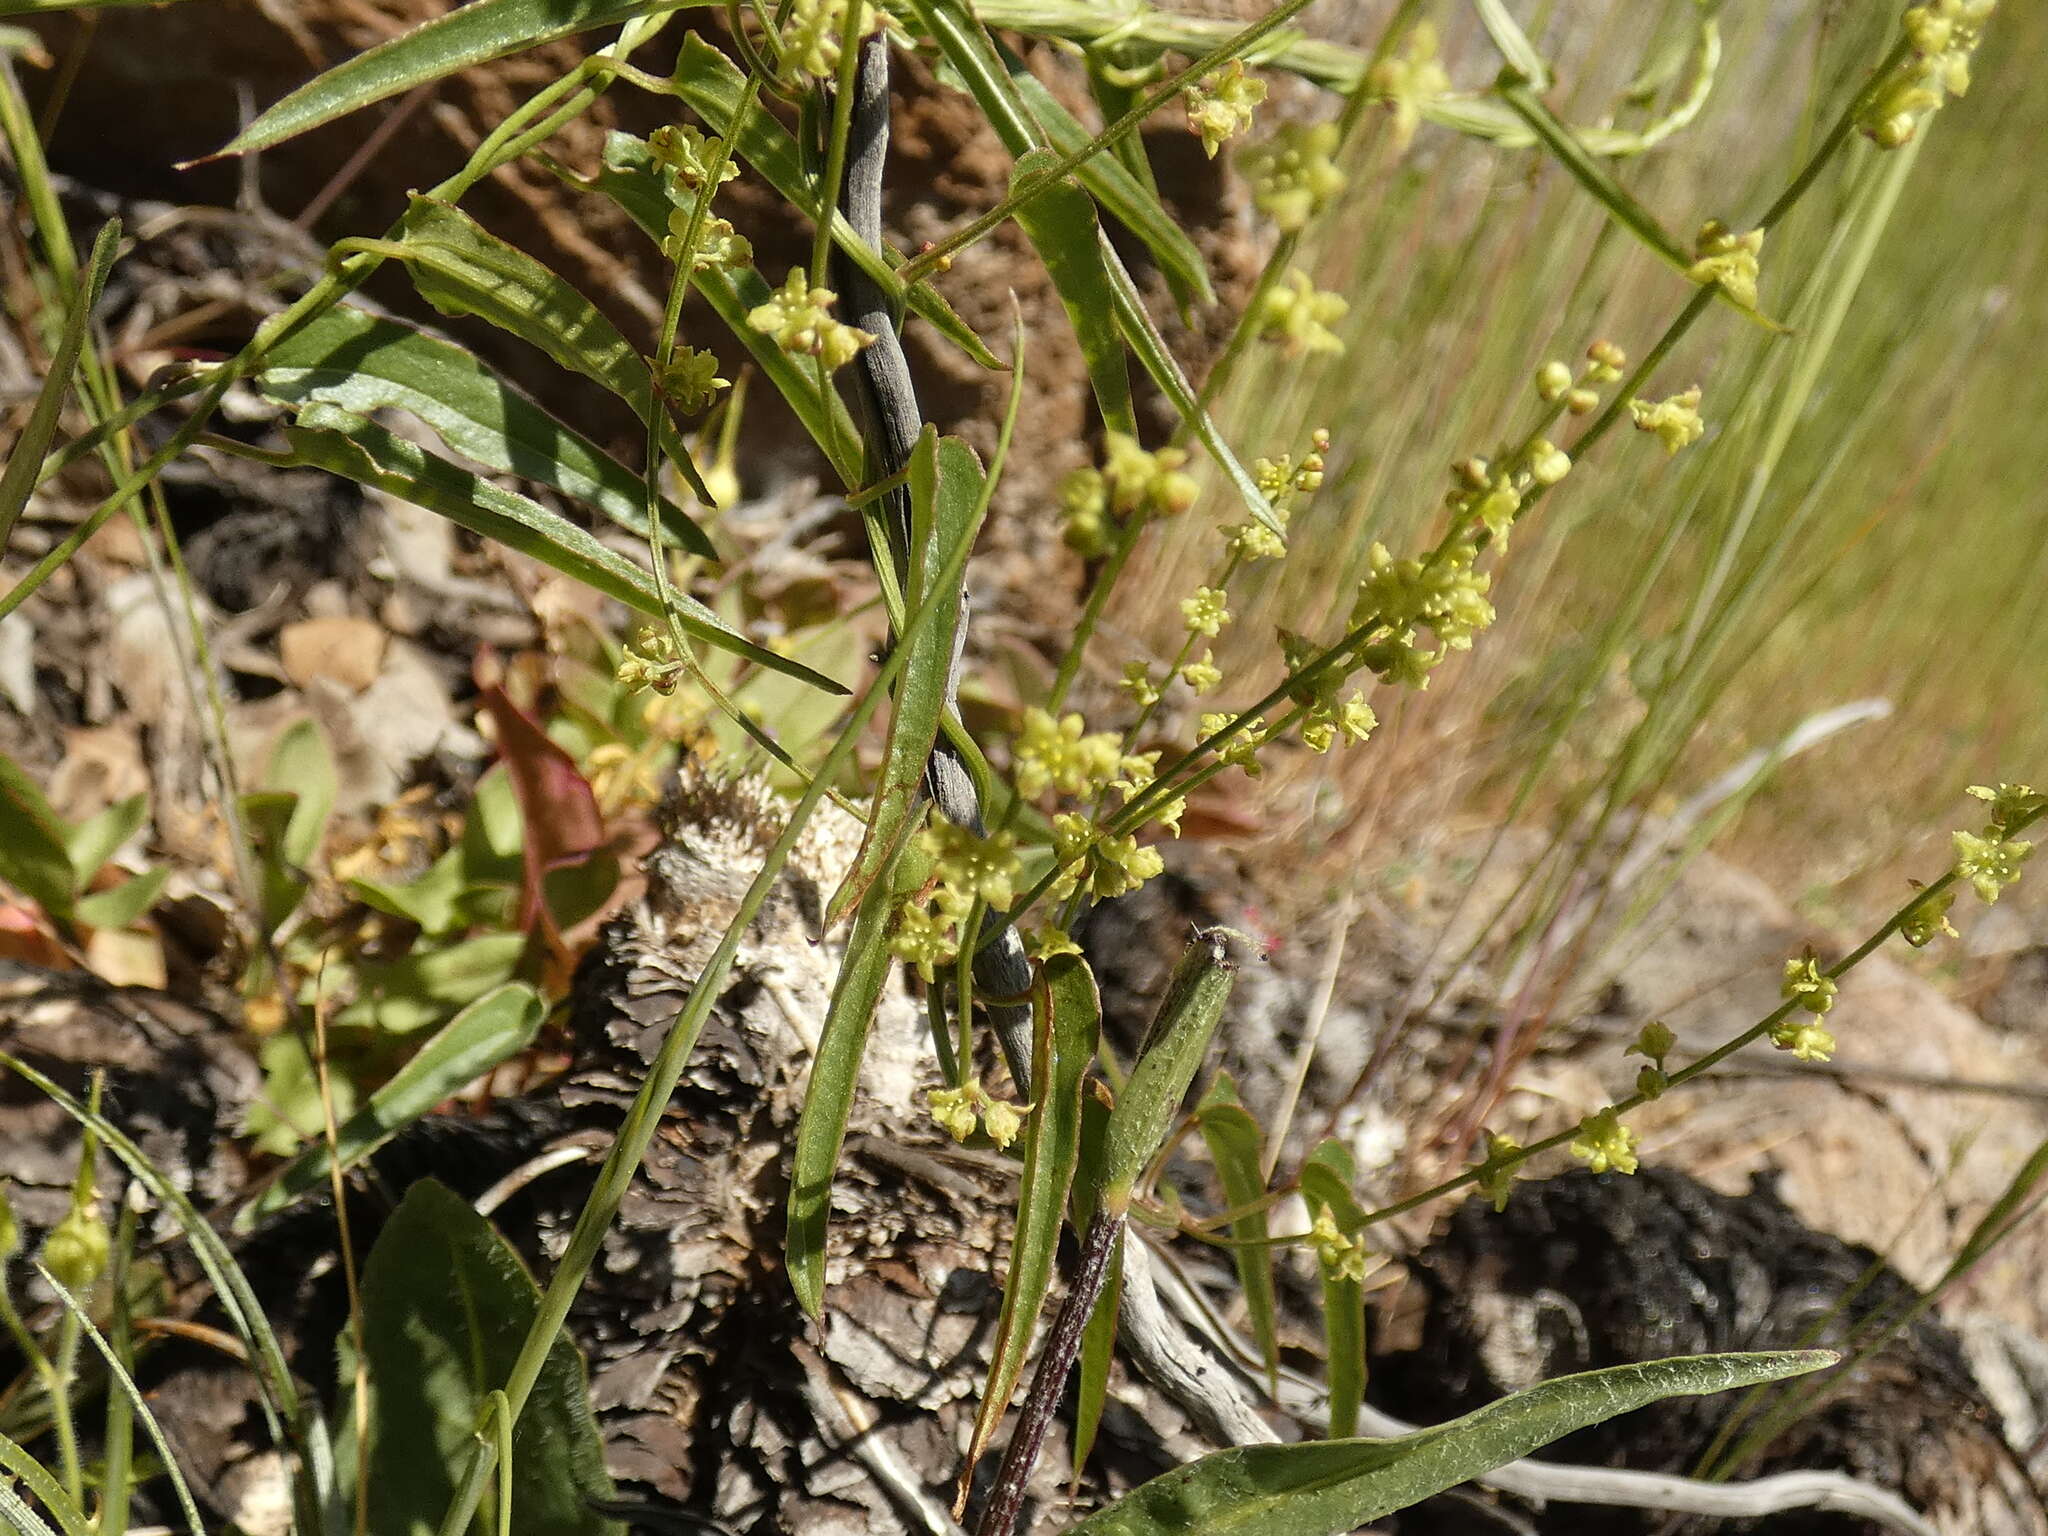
(98, 1194), (139, 1536)
(432, 424), (1000, 1536)
(810, 0), (867, 285)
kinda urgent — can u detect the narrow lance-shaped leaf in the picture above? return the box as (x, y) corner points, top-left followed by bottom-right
(1099, 244), (1283, 536)
(0, 219), (117, 550)
(1195, 1075), (1278, 1392)
(380, 197), (721, 514)
(1069, 1085), (1120, 1481)
(257, 304), (704, 550)
(63, 790), (146, 889)
(240, 984), (545, 1228)
(1008, 149), (1136, 438)
(784, 879), (898, 1319)
(1066, 1351), (1837, 1536)
(962, 954), (1101, 1487)
(825, 433), (990, 925)
(561, 133), (866, 485)
(1099, 932), (1239, 1216)
(1300, 1140), (1367, 1439)
(225, 404), (843, 694)
(217, 0), (713, 156)
(668, 34), (1000, 370)
(0, 748), (78, 921)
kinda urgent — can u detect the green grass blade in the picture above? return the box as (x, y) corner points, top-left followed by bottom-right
(1008, 148), (1137, 438)
(1100, 933), (1238, 1214)
(0, 1481), (64, 1536)
(0, 1430), (89, 1536)
(240, 407), (842, 693)
(826, 432), (990, 923)
(0, 220), (117, 552)
(217, 0), (711, 156)
(1100, 244), (1282, 535)
(666, 36), (999, 369)
(239, 983), (546, 1229)
(36, 1267), (207, 1536)
(783, 882), (898, 1319)
(380, 196), (722, 515)
(1067, 1352), (1836, 1535)
(564, 133), (866, 485)
(1194, 1075), (1278, 1392)
(964, 954), (1100, 1481)
(72, 867), (169, 930)
(257, 304), (704, 549)
(1300, 1142), (1367, 1438)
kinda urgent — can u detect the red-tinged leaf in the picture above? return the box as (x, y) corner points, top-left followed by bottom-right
(471, 650), (606, 947)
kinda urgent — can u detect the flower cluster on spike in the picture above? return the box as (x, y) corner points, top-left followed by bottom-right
(1059, 433), (1200, 557)
(616, 629), (687, 694)
(1859, 0), (1996, 148)
(1308, 1208), (1369, 1283)
(1772, 952), (1838, 1062)
(746, 271), (876, 372)
(1570, 1108), (1639, 1175)
(1629, 387), (1706, 455)
(776, 0), (892, 85)
(1475, 1131), (1522, 1211)
(926, 1080), (1028, 1149)
(1239, 121), (1347, 233)
(888, 819), (1023, 982)
(1625, 1019), (1676, 1099)
(1257, 269), (1348, 356)
(1185, 59), (1268, 159)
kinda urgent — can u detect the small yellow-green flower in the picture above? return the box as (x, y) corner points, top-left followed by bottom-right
(1535, 360), (1573, 402)
(1198, 711), (1268, 778)
(1781, 953), (1838, 1014)
(1120, 661), (1162, 708)
(657, 347), (729, 415)
(1013, 708), (1122, 799)
(1103, 433), (1199, 518)
(1901, 881), (1959, 947)
(664, 209), (751, 273)
(891, 899), (957, 982)
(1770, 1017), (1837, 1063)
(1181, 585), (1231, 638)
(1239, 121), (1346, 234)
(1060, 466), (1113, 556)
(746, 270), (875, 372)
(1365, 21), (1450, 151)
(1185, 59), (1267, 159)
(1858, 0), (1996, 148)
(1570, 1108), (1639, 1176)
(1181, 651), (1223, 695)
(616, 630), (684, 694)
(1954, 828), (2032, 903)
(927, 1083), (980, 1143)
(980, 1096), (1027, 1150)
(1528, 439), (1572, 486)
(1307, 1207), (1369, 1283)
(1030, 926), (1083, 960)
(41, 1204), (109, 1291)
(649, 124), (738, 190)
(1476, 1131), (1521, 1211)
(1257, 269), (1348, 356)
(1625, 1019), (1676, 1066)
(776, 0), (890, 84)
(918, 820), (1021, 911)
(1687, 222), (1764, 311)
(1629, 387), (1706, 455)
(1966, 782), (2045, 832)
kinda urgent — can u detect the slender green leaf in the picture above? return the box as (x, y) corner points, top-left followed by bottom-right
(37, 1265), (207, 1536)
(63, 790), (146, 888)
(965, 954), (1100, 1477)
(334, 930), (527, 1034)
(241, 983), (545, 1229)
(566, 133), (866, 484)
(1008, 149), (1136, 438)
(1471, 0), (1549, 89)
(383, 197), (720, 512)
(667, 35), (1000, 369)
(220, 0), (711, 156)
(997, 46), (1213, 306)
(1068, 1351), (1837, 1535)
(0, 1430), (89, 1536)
(1071, 1088), (1121, 1479)
(1300, 1141), (1366, 1439)
(0, 220), (116, 549)
(784, 881), (897, 1318)
(0, 749), (76, 919)
(1195, 1075), (1277, 1391)
(1100, 245), (1282, 535)
(344, 1180), (617, 1534)
(268, 718), (337, 871)
(74, 865), (169, 930)
(825, 432), (989, 925)
(0, 1483), (60, 1536)
(258, 305), (704, 549)
(1100, 932), (1238, 1214)
(237, 406), (842, 694)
